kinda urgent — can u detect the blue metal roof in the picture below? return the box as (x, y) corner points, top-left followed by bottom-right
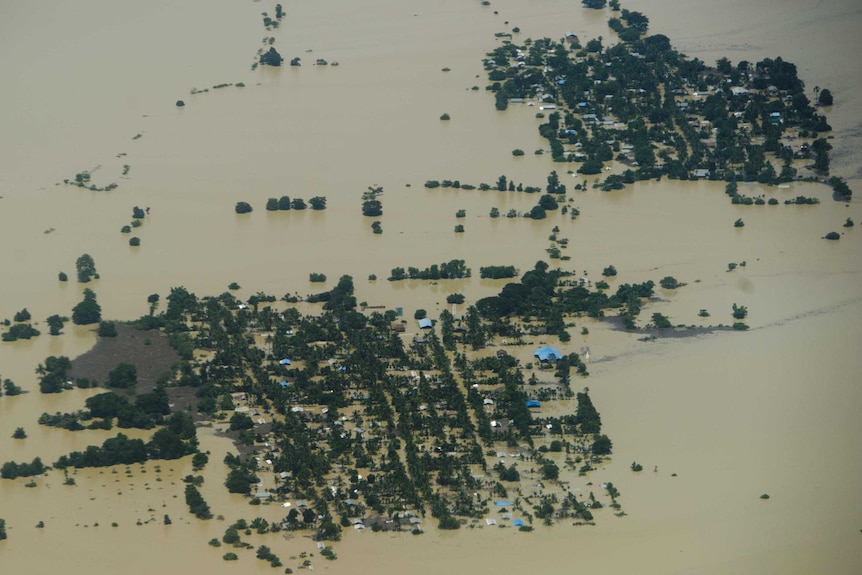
(534, 346), (562, 361)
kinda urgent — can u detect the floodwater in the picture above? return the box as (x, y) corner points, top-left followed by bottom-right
(1, 0), (860, 573)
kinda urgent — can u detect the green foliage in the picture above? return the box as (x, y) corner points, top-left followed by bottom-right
(602, 265), (617, 277)
(389, 259), (471, 281)
(1, 457), (46, 479)
(2, 323), (40, 341)
(650, 312), (672, 329)
(98, 321), (118, 337)
(843, 218), (854, 228)
(266, 197), (279, 211)
(132, 206), (145, 219)
(58, 272), (68, 282)
(309, 196), (327, 210)
(489, 207), (500, 218)
(828, 177), (852, 200)
(591, 434), (613, 455)
(46, 315), (66, 336)
(222, 553), (238, 561)
(13, 308), (31, 322)
(235, 202), (253, 214)
(37, 355), (72, 393)
(0, 518), (6, 540)
(76, 254), (97, 283)
(185, 484), (213, 519)
(659, 276), (681, 289)
(631, 461), (643, 472)
(192, 452), (209, 471)
(479, 265), (517, 279)
(72, 288), (101, 325)
(12, 427), (27, 439)
(731, 303), (748, 320)
(824, 231), (840, 240)
(446, 293), (465, 304)
(541, 460), (560, 480)
(582, 0), (607, 8)
(129, 237), (141, 247)
(107, 363), (137, 389)
(3, 379), (23, 396)
(229, 412), (254, 431)
(818, 89), (833, 106)
(440, 113), (450, 121)
(309, 273), (327, 283)
(260, 47), (283, 66)
(734, 219), (744, 228)
(361, 186), (384, 216)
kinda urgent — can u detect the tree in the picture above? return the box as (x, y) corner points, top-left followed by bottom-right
(651, 312), (672, 329)
(602, 265), (617, 277)
(132, 206), (145, 219)
(229, 412), (254, 431)
(107, 363), (138, 389)
(659, 276), (680, 289)
(528, 205), (547, 219)
(582, 0), (607, 8)
(731, 303), (748, 320)
(12, 427), (26, 439)
(0, 518), (6, 540)
(97, 321), (118, 337)
(362, 186), (383, 216)
(72, 289), (101, 325)
(266, 197), (279, 211)
(76, 254), (97, 283)
(309, 196), (327, 210)
(278, 196), (291, 210)
(818, 89), (833, 106)
(13, 309), (31, 322)
(235, 202), (253, 214)
(591, 434), (613, 455)
(291, 198), (307, 210)
(3, 379), (23, 396)
(260, 47), (283, 66)
(46, 315), (66, 335)
(129, 237), (140, 247)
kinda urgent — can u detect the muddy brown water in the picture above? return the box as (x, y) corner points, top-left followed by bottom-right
(1, 0), (861, 573)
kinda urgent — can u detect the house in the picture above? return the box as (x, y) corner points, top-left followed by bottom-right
(418, 318), (433, 329)
(391, 322), (406, 333)
(534, 346), (562, 362)
(526, 400), (541, 408)
(693, 169), (710, 179)
(279, 358), (291, 365)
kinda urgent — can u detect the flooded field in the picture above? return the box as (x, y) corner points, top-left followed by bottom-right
(1, 0), (860, 573)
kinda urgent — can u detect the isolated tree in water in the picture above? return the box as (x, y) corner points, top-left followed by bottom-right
(72, 289), (101, 325)
(76, 253), (97, 283)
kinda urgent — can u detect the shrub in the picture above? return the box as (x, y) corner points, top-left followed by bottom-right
(824, 231), (840, 240)
(659, 276), (680, 289)
(734, 218), (744, 228)
(602, 265), (617, 277)
(440, 113), (450, 121)
(129, 237), (140, 247)
(98, 321), (118, 337)
(512, 149), (525, 156)
(235, 202), (253, 214)
(446, 293), (465, 304)
(309, 273), (327, 283)
(58, 272), (68, 282)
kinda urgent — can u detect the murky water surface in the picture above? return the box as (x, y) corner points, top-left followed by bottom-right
(1, 0), (860, 573)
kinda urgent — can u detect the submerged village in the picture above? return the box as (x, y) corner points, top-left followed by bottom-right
(0, 1), (854, 569)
